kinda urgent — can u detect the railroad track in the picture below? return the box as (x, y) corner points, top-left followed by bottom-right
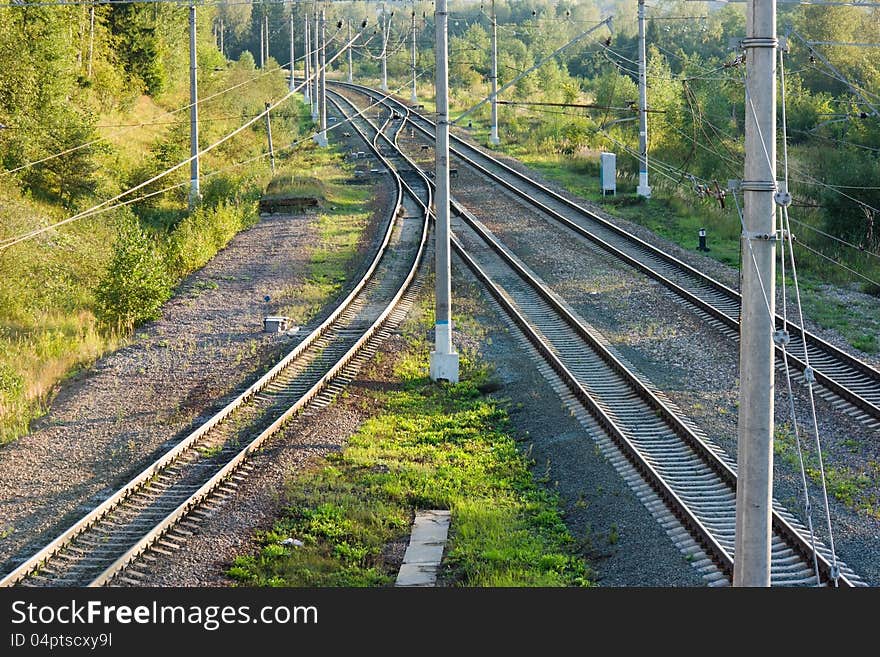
(332, 82), (880, 431)
(0, 92), (432, 588)
(331, 86), (864, 586)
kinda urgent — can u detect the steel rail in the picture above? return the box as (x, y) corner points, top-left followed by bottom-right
(337, 84), (860, 586)
(333, 81), (880, 428)
(1, 94), (428, 588)
(88, 99), (432, 587)
(452, 203), (856, 587)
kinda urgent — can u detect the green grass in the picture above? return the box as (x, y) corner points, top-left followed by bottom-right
(228, 294), (592, 588)
(774, 425), (880, 519)
(512, 152), (743, 268)
(278, 163), (372, 325)
(263, 174), (328, 202)
(0, 70), (353, 446)
(495, 150), (879, 354)
(797, 280), (880, 355)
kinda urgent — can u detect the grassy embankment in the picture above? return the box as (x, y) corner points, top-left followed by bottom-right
(228, 289), (592, 587)
(0, 62), (372, 446)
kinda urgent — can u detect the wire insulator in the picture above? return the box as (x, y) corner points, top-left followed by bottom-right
(773, 329), (791, 346)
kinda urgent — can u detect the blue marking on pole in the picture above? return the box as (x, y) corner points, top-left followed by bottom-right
(436, 320), (450, 324)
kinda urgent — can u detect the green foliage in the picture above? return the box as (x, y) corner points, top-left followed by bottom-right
(95, 213), (172, 331)
(106, 5), (188, 95)
(167, 200), (259, 278)
(227, 352), (592, 587)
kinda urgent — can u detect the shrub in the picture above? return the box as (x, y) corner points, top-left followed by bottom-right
(95, 212), (172, 331)
(166, 200), (259, 278)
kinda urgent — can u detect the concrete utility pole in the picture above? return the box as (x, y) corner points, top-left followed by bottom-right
(265, 102), (276, 173)
(636, 0), (651, 198)
(348, 20), (354, 83)
(219, 18), (225, 58)
(189, 4), (201, 208)
(304, 13), (311, 103)
(289, 8), (295, 91)
(430, 0), (459, 384)
(264, 11), (270, 64)
(259, 10), (265, 68)
(452, 17), (612, 127)
(315, 10), (328, 147)
(734, 0), (777, 588)
(489, 0), (500, 145)
(381, 4), (389, 92)
(312, 10), (320, 119)
(411, 10), (418, 103)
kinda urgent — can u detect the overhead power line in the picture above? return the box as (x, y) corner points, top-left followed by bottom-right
(497, 100), (667, 113)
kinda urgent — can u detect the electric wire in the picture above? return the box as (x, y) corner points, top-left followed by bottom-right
(778, 46), (823, 585)
(0, 25), (365, 251)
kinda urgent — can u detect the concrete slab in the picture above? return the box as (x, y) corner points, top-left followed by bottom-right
(395, 510), (451, 587)
(395, 563), (439, 587)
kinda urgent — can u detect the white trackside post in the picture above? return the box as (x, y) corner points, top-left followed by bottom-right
(430, 0), (459, 384)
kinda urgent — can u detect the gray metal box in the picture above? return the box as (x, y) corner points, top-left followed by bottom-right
(600, 152), (616, 196)
(263, 316), (291, 333)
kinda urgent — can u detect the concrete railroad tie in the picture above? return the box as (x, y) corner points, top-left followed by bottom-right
(395, 510), (451, 587)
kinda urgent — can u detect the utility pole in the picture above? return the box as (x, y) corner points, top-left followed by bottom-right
(636, 0), (651, 198)
(219, 18), (225, 58)
(411, 10), (418, 103)
(264, 11), (270, 64)
(265, 102), (276, 173)
(259, 8), (265, 68)
(189, 4), (201, 208)
(430, 0), (459, 384)
(734, 0), (777, 588)
(289, 7), (295, 91)
(489, 0), (500, 145)
(312, 10), (320, 119)
(381, 3), (389, 92)
(304, 13), (311, 104)
(315, 10), (328, 147)
(347, 20), (354, 83)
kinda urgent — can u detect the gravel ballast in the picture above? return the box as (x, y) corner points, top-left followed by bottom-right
(0, 168), (392, 574)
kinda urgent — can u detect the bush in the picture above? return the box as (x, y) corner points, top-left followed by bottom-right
(167, 200), (259, 278)
(95, 212), (172, 331)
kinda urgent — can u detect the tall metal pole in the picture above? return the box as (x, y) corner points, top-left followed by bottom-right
(315, 9), (328, 147)
(381, 4), (389, 92)
(636, 0), (651, 198)
(289, 7), (296, 91)
(411, 10), (418, 103)
(489, 0), (499, 145)
(347, 20), (354, 83)
(312, 10), (320, 119)
(189, 4), (201, 208)
(265, 102), (276, 173)
(430, 0), (459, 383)
(734, 0), (777, 588)
(304, 13), (311, 103)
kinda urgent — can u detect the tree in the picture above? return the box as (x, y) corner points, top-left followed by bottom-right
(95, 212), (171, 331)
